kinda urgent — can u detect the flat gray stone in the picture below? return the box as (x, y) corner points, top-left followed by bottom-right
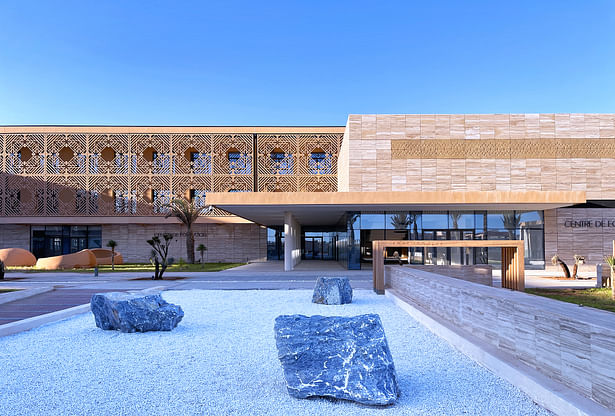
(312, 277), (353, 305)
(274, 314), (399, 405)
(90, 292), (184, 333)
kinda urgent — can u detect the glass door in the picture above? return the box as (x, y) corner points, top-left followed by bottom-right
(304, 237), (323, 260)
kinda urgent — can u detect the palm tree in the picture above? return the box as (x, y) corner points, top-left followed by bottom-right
(197, 244), (207, 264)
(106, 240), (117, 270)
(501, 213), (521, 240)
(449, 212), (462, 230)
(163, 198), (212, 264)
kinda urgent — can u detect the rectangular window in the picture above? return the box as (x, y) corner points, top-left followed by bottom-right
(89, 154), (100, 173)
(152, 190), (171, 213)
(76, 153), (87, 174)
(88, 190), (99, 214)
(114, 190), (136, 214)
(270, 152), (294, 174)
(7, 151), (22, 174)
(190, 152), (212, 174)
(228, 152), (251, 174)
(115, 154), (136, 174)
(190, 189), (208, 207)
(309, 152), (332, 174)
(152, 152), (174, 174)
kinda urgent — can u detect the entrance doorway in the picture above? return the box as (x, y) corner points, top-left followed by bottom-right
(302, 231), (338, 261)
(304, 237), (323, 260)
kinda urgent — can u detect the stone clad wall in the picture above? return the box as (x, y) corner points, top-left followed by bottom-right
(386, 266), (615, 412)
(0, 224), (30, 251)
(102, 223), (267, 263)
(344, 114), (615, 197)
(0, 223), (267, 264)
(403, 264), (492, 286)
(546, 207), (615, 272)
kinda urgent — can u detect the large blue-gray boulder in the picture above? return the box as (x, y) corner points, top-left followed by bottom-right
(90, 292), (184, 333)
(312, 277), (353, 305)
(274, 314), (399, 405)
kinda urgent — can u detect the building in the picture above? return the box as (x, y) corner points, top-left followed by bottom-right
(1, 114), (614, 272)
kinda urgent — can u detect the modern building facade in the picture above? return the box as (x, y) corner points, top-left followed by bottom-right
(1, 114), (614, 272)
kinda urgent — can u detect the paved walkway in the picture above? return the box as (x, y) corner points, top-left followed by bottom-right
(0, 260), (600, 324)
(0, 289), (117, 325)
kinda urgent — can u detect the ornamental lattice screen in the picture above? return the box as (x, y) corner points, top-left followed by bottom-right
(0, 132), (343, 217)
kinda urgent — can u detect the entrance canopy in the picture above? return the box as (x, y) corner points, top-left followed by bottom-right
(207, 190), (585, 226)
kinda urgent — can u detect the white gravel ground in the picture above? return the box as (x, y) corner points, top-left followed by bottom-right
(0, 290), (551, 416)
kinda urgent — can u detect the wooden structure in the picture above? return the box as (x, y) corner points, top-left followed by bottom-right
(372, 240), (525, 294)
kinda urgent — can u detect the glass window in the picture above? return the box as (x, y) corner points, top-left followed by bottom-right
(190, 190), (208, 207)
(521, 228), (545, 268)
(152, 152), (174, 174)
(115, 153), (137, 174)
(152, 190), (171, 213)
(270, 151), (293, 174)
(474, 211), (487, 232)
(76, 153), (87, 173)
(70, 226), (88, 237)
(87, 226), (102, 249)
(7, 151), (22, 174)
(228, 151), (251, 174)
(114, 190), (136, 214)
(309, 151), (332, 174)
(89, 154), (100, 173)
(386, 212), (411, 230)
(386, 212), (410, 240)
(448, 211), (474, 229)
(360, 213), (385, 229)
(517, 210), (543, 227)
(190, 152), (212, 174)
(360, 229), (384, 263)
(487, 211), (515, 229)
(88, 191), (99, 214)
(422, 211), (448, 229)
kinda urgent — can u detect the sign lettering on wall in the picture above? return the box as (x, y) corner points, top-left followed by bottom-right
(563, 219), (615, 228)
(154, 232), (207, 238)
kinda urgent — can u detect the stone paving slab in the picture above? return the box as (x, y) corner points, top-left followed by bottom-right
(0, 289), (115, 325)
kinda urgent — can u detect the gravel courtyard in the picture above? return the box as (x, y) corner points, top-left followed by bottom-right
(0, 290), (551, 416)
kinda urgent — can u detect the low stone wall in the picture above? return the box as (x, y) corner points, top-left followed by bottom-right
(403, 264), (492, 286)
(386, 266), (615, 412)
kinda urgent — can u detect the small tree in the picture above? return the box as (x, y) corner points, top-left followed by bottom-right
(197, 244), (207, 264)
(163, 198), (212, 264)
(551, 254), (571, 279)
(572, 254), (585, 279)
(147, 233), (175, 280)
(106, 240), (118, 270)
(603, 256), (615, 300)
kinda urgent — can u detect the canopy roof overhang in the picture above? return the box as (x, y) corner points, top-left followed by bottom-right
(207, 191), (585, 226)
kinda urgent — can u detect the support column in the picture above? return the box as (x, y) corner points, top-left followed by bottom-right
(284, 212), (301, 271)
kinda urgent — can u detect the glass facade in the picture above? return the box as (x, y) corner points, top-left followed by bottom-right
(267, 210), (545, 270)
(30, 225), (102, 259)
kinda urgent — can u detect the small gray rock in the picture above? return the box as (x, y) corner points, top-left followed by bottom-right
(90, 292), (183, 333)
(312, 277), (353, 305)
(274, 314), (399, 405)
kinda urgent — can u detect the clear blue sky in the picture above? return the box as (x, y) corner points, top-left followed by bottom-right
(1, 1), (614, 125)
